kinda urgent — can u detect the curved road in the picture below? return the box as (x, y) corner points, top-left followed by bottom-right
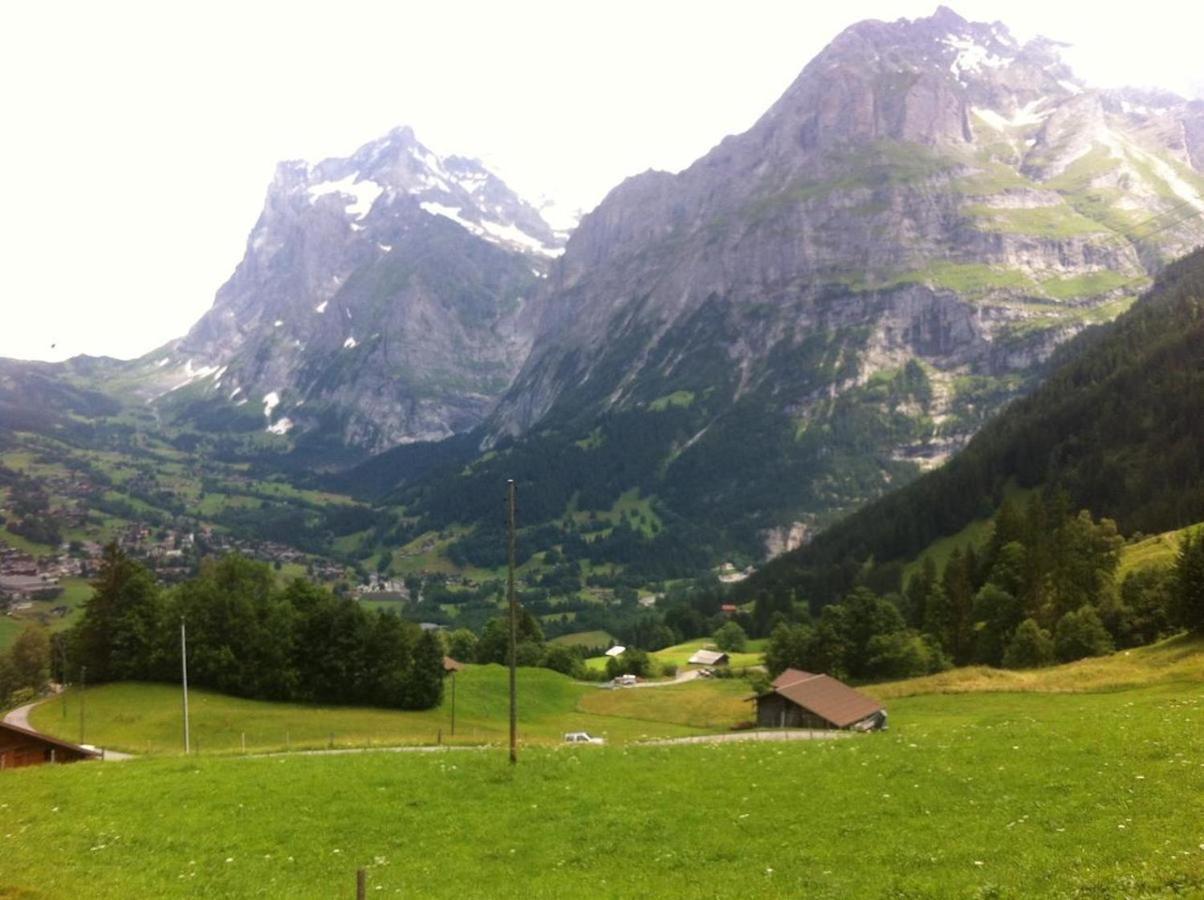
(3, 698), (133, 761)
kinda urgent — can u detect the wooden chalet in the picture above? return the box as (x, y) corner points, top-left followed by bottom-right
(0, 721), (101, 769)
(687, 649), (729, 666)
(754, 669), (886, 731)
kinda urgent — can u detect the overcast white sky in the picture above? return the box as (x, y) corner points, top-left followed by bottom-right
(2, 0), (1202, 362)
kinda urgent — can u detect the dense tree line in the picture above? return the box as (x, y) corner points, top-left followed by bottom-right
(763, 494), (1198, 681)
(747, 247), (1204, 608)
(68, 545), (444, 709)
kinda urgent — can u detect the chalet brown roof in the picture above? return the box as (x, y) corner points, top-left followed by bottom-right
(769, 669), (883, 728)
(0, 720), (101, 758)
(771, 668), (815, 690)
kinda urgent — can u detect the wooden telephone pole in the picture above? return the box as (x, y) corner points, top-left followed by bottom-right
(507, 479), (518, 765)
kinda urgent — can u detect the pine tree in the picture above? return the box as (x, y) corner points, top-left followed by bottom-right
(1174, 528), (1204, 633)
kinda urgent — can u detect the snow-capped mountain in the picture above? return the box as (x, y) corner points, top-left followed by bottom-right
(132, 127), (566, 452)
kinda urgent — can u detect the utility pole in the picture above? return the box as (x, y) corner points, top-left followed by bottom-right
(79, 665), (86, 744)
(450, 667), (457, 737)
(181, 617), (191, 755)
(61, 641), (69, 720)
(507, 479), (518, 765)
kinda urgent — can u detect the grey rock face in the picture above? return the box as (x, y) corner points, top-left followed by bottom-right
(133, 128), (563, 452)
(489, 7), (1204, 456)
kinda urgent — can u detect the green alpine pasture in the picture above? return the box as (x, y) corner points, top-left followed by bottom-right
(3, 669), (1203, 897)
(28, 665), (737, 756)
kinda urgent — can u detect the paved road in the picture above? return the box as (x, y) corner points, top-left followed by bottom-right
(3, 698), (133, 761)
(639, 729), (853, 746)
(3, 700), (38, 730)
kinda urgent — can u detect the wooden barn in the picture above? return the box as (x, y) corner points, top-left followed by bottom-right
(0, 720), (101, 769)
(688, 649), (729, 666)
(754, 669), (886, 731)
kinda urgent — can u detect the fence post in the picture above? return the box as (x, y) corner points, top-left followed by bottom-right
(356, 868), (366, 899)
(241, 732), (246, 754)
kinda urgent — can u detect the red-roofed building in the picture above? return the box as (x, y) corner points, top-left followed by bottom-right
(754, 668), (886, 731)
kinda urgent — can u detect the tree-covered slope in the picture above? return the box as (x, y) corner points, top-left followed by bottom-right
(746, 245), (1204, 604)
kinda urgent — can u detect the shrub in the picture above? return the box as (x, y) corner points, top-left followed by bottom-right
(1053, 606), (1114, 663)
(1002, 619), (1055, 669)
(713, 621), (748, 652)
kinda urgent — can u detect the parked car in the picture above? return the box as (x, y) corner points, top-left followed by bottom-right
(612, 674), (638, 686)
(563, 731), (605, 745)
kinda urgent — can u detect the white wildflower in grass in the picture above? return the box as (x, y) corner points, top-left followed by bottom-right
(225, 857), (234, 863)
(973, 861), (984, 867)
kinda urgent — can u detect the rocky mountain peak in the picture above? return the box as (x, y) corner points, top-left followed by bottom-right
(126, 126), (566, 452)
(478, 6), (1204, 554)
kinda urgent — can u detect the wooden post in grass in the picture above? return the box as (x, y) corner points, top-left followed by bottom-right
(356, 868), (366, 899)
(507, 479), (518, 765)
(79, 665), (86, 744)
(450, 667), (456, 736)
(181, 618), (191, 755)
(61, 642), (69, 721)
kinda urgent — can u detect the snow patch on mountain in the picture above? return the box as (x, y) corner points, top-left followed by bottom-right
(307, 173), (383, 220)
(420, 201), (561, 257)
(943, 35), (1009, 79)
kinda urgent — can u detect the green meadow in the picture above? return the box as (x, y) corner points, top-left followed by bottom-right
(27, 665), (725, 755)
(3, 677), (1202, 897)
(4, 638), (1203, 897)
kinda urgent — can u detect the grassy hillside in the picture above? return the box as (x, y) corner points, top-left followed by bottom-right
(651, 639), (765, 669)
(584, 639), (767, 674)
(1118, 524), (1193, 578)
(28, 666), (746, 754)
(870, 632), (1204, 700)
(4, 676), (1202, 897)
(547, 630), (612, 649)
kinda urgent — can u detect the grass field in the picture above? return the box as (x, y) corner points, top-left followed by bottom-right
(650, 639), (765, 670)
(547, 630), (612, 649)
(4, 676), (1202, 896)
(27, 666), (740, 755)
(1118, 523), (1198, 578)
(585, 639), (765, 674)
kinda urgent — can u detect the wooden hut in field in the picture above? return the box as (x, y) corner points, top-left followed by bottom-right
(754, 669), (886, 731)
(687, 649), (729, 666)
(0, 721), (101, 769)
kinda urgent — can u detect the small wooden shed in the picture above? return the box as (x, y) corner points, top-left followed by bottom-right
(688, 649), (729, 666)
(754, 669), (886, 731)
(0, 721), (101, 769)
